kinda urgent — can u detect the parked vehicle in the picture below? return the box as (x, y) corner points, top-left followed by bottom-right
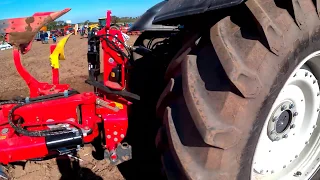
(0, 42), (12, 50)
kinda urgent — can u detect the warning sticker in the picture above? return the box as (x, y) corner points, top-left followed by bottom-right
(114, 102), (123, 109)
(0, 136), (6, 140)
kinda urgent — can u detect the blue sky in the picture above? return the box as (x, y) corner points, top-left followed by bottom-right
(0, 0), (162, 23)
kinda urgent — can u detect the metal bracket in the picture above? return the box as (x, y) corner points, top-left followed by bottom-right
(104, 142), (132, 165)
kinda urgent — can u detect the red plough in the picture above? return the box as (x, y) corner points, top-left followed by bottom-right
(0, 8), (138, 178)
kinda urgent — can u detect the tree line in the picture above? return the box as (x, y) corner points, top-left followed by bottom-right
(79, 16), (139, 26)
(47, 20), (69, 31)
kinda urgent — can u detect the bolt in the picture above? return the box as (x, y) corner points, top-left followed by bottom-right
(305, 141), (309, 145)
(283, 165), (286, 168)
(295, 155), (298, 158)
(281, 105), (287, 111)
(293, 112), (298, 117)
(271, 130), (276, 134)
(283, 134), (288, 138)
(289, 103), (295, 109)
(313, 125), (317, 129)
(272, 116), (278, 122)
(305, 72), (308, 77)
(113, 131), (118, 135)
(114, 138), (118, 142)
(1, 128), (8, 134)
(294, 171), (302, 177)
(314, 80), (317, 84)
(110, 153), (117, 162)
(290, 124), (295, 129)
(108, 58), (114, 63)
(271, 170), (274, 174)
(275, 136), (280, 141)
(120, 134), (125, 138)
(107, 135), (111, 139)
(293, 73), (297, 77)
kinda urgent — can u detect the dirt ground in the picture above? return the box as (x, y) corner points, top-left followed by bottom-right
(0, 34), (139, 180)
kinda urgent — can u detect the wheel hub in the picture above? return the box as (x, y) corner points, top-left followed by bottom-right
(267, 100), (297, 142)
(252, 66), (320, 179)
(276, 110), (291, 133)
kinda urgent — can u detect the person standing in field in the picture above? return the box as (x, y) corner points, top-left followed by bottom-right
(52, 34), (56, 43)
(40, 32), (44, 44)
(44, 31), (49, 44)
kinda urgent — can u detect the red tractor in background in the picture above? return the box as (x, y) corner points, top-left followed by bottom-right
(63, 25), (75, 35)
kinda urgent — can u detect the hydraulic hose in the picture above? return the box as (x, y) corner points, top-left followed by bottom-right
(4, 90), (83, 137)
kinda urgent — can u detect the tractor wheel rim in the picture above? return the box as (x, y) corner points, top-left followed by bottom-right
(251, 51), (320, 180)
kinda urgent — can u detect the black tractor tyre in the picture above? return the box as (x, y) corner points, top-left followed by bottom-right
(155, 1), (320, 180)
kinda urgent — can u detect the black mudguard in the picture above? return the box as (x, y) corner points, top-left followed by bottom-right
(130, 0), (244, 31)
(128, 1), (176, 32)
(153, 0), (244, 23)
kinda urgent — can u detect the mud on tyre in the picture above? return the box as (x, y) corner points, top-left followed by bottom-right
(151, 0), (320, 179)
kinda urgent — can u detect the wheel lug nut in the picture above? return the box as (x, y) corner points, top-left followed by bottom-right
(313, 125), (317, 129)
(293, 112), (298, 117)
(272, 116), (277, 122)
(289, 103), (294, 109)
(290, 124), (295, 129)
(281, 105), (287, 111)
(294, 171), (302, 177)
(283, 134), (288, 138)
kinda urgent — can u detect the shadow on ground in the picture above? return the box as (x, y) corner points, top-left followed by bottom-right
(56, 155), (103, 180)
